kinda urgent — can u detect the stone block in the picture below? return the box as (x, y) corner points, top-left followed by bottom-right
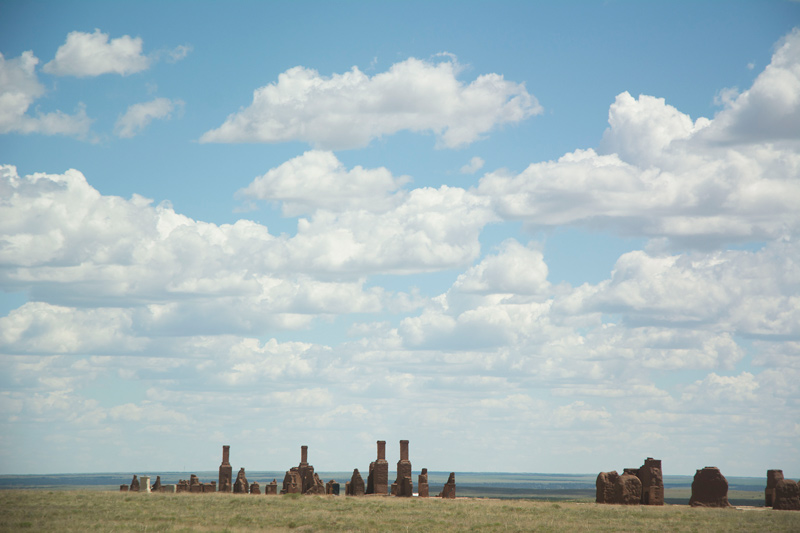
(773, 479), (800, 511)
(614, 473), (642, 505)
(595, 471), (619, 504)
(689, 467), (731, 507)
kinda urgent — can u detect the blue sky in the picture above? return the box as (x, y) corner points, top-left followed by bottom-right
(1, 1), (799, 478)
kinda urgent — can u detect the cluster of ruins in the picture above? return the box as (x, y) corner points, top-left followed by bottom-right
(595, 459), (800, 510)
(120, 446), (800, 510)
(765, 470), (800, 511)
(121, 440), (455, 499)
(596, 457), (664, 506)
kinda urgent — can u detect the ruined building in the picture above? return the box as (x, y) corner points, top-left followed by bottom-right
(595, 471), (619, 504)
(218, 445), (232, 493)
(637, 458), (664, 505)
(418, 468), (429, 498)
(614, 473), (642, 505)
(596, 458), (663, 505)
(773, 477), (800, 511)
(345, 468), (365, 496)
(366, 440), (389, 495)
(391, 440), (413, 497)
(766, 469), (784, 507)
(280, 445), (325, 495)
(439, 472), (456, 499)
(689, 467), (731, 507)
(233, 468), (249, 494)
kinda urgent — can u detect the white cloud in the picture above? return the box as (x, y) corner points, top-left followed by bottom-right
(460, 156), (485, 174)
(42, 29), (150, 77)
(700, 28), (800, 144)
(0, 51), (92, 137)
(200, 55), (541, 149)
(598, 92), (709, 168)
(240, 150), (410, 215)
(114, 97), (183, 138)
(478, 117), (800, 247)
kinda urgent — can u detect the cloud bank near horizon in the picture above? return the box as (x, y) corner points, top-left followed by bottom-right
(1, 25), (799, 477)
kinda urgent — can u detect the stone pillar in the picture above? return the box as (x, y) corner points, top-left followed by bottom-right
(373, 440), (389, 495)
(418, 468), (429, 498)
(141, 476), (151, 493)
(394, 439), (413, 497)
(301, 445), (308, 465)
(219, 445), (232, 492)
(766, 470), (784, 507)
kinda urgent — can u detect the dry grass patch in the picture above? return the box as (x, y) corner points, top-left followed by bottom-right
(1, 490), (799, 532)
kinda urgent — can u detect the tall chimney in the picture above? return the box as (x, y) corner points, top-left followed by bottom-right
(301, 445), (308, 464)
(222, 445), (230, 465)
(377, 440), (386, 460)
(400, 440), (409, 461)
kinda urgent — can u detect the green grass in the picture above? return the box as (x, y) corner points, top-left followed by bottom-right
(1, 490), (798, 532)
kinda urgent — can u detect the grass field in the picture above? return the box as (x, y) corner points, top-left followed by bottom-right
(1, 490), (799, 532)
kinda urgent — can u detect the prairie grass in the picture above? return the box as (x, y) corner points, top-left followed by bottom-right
(1, 490), (798, 532)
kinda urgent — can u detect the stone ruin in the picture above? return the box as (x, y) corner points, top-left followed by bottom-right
(178, 474), (216, 493)
(596, 458), (663, 505)
(265, 479), (278, 495)
(129, 474), (140, 492)
(280, 445), (325, 495)
(769, 470), (800, 511)
(418, 468), (429, 498)
(391, 440), (413, 497)
(140, 475), (151, 494)
(637, 458), (664, 505)
(218, 445), (232, 493)
(439, 472), (456, 499)
(345, 468), (365, 496)
(233, 468), (249, 494)
(614, 473), (642, 505)
(595, 471), (619, 503)
(250, 481), (261, 495)
(689, 466), (731, 507)
(366, 440), (389, 495)
(326, 480), (340, 495)
(151, 475), (162, 493)
(766, 469), (784, 507)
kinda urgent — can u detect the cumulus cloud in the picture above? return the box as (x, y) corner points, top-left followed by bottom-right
(0, 51), (92, 137)
(700, 28), (800, 144)
(114, 97), (183, 138)
(200, 55), (541, 149)
(478, 98), (800, 247)
(240, 150), (410, 215)
(42, 29), (150, 77)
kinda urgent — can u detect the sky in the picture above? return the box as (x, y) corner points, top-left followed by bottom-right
(0, 1), (799, 478)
